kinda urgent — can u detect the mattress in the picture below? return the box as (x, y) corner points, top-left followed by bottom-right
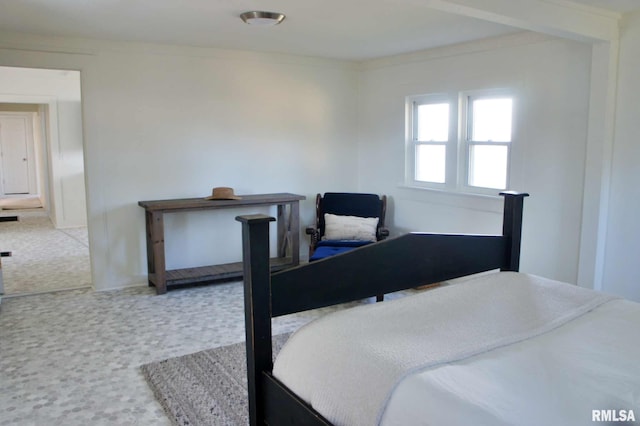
(272, 272), (639, 425)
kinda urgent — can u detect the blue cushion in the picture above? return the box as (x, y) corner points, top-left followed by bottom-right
(310, 246), (355, 261)
(310, 240), (373, 261)
(316, 239), (372, 248)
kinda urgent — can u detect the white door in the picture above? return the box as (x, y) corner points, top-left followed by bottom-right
(0, 115), (31, 194)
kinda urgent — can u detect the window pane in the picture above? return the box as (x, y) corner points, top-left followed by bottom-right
(468, 145), (507, 189)
(416, 103), (449, 142)
(471, 98), (512, 142)
(416, 144), (446, 183)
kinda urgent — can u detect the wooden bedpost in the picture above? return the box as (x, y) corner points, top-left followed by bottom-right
(237, 214), (276, 426)
(499, 191), (529, 272)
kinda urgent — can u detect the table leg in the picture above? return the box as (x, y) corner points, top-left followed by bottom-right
(149, 211), (167, 294)
(290, 202), (300, 265)
(277, 204), (288, 258)
(276, 202), (301, 266)
(144, 211), (154, 286)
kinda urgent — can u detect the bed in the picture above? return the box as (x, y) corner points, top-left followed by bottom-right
(235, 192), (640, 426)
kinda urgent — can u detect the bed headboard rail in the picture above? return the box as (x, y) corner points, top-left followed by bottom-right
(270, 232), (505, 316)
(237, 191), (528, 316)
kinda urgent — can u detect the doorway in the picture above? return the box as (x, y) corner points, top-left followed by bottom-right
(0, 66), (91, 296)
(0, 112), (37, 196)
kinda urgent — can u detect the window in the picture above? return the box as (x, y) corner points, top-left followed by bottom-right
(408, 95), (453, 186)
(414, 101), (449, 183)
(407, 89), (514, 195)
(465, 95), (513, 190)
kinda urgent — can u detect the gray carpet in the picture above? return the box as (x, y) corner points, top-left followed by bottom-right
(141, 333), (291, 426)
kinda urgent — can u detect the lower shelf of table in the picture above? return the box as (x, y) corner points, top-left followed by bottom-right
(155, 257), (296, 289)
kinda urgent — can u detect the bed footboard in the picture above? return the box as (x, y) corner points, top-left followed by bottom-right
(236, 191), (528, 425)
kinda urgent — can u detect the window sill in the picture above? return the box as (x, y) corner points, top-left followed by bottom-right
(397, 184), (505, 213)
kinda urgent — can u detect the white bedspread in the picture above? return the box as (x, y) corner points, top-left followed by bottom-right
(272, 272), (615, 426)
(381, 298), (640, 426)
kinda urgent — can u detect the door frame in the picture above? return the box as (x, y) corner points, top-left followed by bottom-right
(0, 95), (59, 218)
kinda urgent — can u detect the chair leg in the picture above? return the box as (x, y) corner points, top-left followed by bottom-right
(376, 294), (384, 302)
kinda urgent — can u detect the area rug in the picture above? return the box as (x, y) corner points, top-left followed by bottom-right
(141, 333), (291, 426)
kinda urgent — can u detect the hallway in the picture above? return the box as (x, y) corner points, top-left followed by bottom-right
(0, 208), (91, 296)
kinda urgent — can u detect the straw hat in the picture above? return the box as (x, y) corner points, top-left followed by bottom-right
(205, 187), (242, 200)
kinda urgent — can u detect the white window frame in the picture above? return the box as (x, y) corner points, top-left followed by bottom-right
(405, 93), (457, 190)
(406, 88), (515, 196)
(460, 89), (514, 195)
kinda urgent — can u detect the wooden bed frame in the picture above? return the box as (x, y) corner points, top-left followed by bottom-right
(236, 191), (528, 426)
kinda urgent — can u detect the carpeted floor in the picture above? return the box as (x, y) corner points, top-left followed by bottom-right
(141, 333), (291, 426)
(0, 208), (91, 295)
(0, 272), (418, 425)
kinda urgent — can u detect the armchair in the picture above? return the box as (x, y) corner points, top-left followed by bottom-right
(305, 192), (389, 262)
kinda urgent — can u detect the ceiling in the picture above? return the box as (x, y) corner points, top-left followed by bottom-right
(571, 0), (640, 13)
(0, 0), (637, 61)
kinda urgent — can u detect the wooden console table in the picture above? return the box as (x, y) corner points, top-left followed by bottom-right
(138, 193), (305, 294)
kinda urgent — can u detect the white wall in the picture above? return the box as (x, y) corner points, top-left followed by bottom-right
(0, 34), (360, 290)
(2, 22), (639, 299)
(358, 33), (593, 285)
(601, 10), (640, 301)
(0, 66), (86, 228)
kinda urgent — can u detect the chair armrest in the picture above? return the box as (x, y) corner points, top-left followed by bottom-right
(378, 227), (390, 240)
(306, 226), (321, 256)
